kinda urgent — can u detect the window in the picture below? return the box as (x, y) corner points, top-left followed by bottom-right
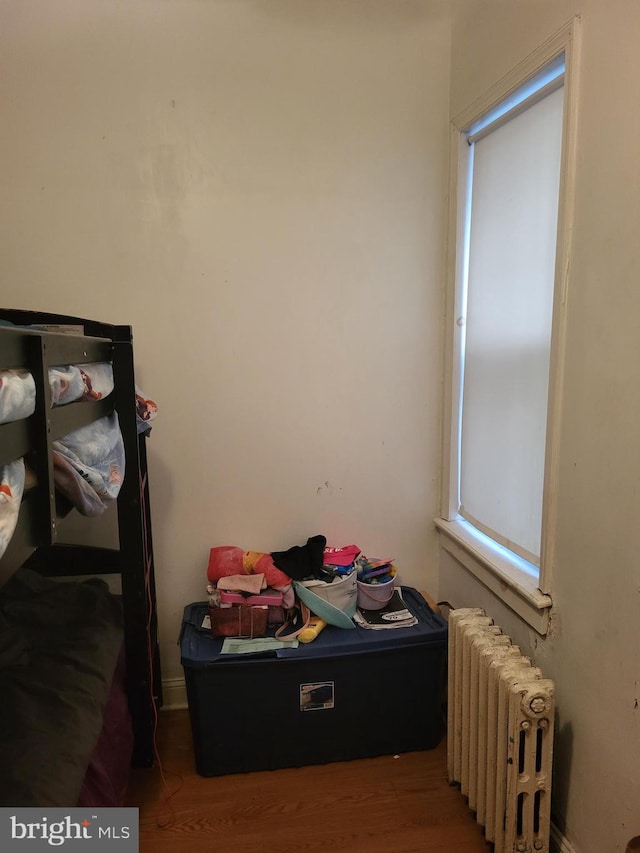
(437, 22), (580, 633)
(461, 58), (564, 568)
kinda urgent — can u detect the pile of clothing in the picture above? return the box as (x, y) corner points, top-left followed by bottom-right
(205, 536), (397, 643)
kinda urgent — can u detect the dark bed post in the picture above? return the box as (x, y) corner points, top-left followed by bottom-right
(112, 328), (162, 768)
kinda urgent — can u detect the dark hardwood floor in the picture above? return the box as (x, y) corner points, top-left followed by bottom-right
(126, 709), (491, 852)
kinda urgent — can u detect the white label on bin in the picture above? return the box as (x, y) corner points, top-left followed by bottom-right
(300, 681), (334, 711)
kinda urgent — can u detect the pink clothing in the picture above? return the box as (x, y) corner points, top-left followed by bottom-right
(207, 546), (291, 589)
(323, 544), (361, 566)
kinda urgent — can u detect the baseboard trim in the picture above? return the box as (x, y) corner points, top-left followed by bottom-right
(551, 822), (578, 853)
(161, 677), (188, 710)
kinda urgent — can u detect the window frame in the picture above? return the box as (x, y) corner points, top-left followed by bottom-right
(436, 18), (581, 635)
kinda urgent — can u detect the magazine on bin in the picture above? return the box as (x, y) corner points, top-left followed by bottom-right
(353, 588), (418, 629)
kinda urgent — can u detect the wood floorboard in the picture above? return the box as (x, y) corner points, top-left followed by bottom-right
(126, 709), (491, 853)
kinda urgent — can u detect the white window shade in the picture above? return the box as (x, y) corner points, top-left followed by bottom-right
(459, 86), (564, 564)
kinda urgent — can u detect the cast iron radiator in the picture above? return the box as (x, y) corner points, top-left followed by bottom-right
(447, 608), (555, 853)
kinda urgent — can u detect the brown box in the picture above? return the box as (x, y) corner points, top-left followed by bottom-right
(209, 604), (269, 638)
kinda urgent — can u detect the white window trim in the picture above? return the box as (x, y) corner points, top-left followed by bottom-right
(437, 17), (581, 635)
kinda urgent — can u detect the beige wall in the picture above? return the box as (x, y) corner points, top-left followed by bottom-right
(442, 2), (640, 852)
(0, 0), (451, 680)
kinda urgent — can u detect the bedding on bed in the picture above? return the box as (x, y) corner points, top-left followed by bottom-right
(0, 361), (156, 437)
(52, 413), (125, 517)
(0, 460), (25, 561)
(135, 386), (157, 435)
(52, 384), (160, 513)
(0, 370), (36, 424)
(0, 363), (114, 423)
(48, 362), (114, 406)
(0, 361), (125, 517)
(0, 568), (126, 807)
(0, 353), (157, 531)
(77, 647), (134, 807)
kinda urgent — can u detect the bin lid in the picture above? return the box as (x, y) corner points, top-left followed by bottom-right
(180, 586), (447, 669)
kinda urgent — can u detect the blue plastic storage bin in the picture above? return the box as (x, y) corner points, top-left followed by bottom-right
(180, 586), (448, 776)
